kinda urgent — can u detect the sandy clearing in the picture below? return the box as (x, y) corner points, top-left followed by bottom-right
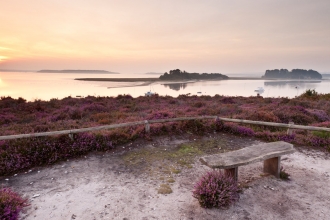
(1, 133), (329, 220)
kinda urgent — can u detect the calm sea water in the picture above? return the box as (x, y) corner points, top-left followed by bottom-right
(0, 72), (329, 101)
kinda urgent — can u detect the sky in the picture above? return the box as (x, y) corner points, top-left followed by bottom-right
(0, 0), (330, 74)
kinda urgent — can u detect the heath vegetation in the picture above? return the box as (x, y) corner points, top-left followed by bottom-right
(193, 170), (240, 208)
(0, 187), (29, 220)
(1, 90), (330, 175)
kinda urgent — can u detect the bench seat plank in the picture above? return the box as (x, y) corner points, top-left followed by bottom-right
(200, 141), (295, 169)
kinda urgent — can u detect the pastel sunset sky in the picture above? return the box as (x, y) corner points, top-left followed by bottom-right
(0, 0), (329, 74)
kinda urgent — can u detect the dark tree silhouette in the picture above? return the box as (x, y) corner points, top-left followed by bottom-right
(262, 69), (322, 79)
(159, 69), (228, 80)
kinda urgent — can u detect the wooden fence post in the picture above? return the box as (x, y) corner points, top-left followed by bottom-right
(287, 122), (294, 135)
(145, 120), (150, 133)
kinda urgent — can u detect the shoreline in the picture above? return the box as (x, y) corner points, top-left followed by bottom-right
(75, 77), (265, 82)
(75, 77), (326, 82)
(75, 77), (158, 82)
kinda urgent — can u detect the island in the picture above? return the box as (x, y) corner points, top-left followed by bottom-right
(159, 69), (228, 80)
(75, 69), (229, 82)
(38, 69), (117, 74)
(262, 69), (322, 79)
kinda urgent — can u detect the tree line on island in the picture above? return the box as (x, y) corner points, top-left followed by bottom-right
(262, 69), (322, 79)
(159, 69), (228, 80)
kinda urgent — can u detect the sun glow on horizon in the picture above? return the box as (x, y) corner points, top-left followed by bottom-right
(0, 56), (8, 61)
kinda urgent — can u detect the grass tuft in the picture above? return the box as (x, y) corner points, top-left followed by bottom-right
(158, 184), (173, 194)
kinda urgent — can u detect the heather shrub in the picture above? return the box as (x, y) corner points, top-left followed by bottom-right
(235, 125), (255, 136)
(311, 121), (330, 129)
(193, 170), (240, 208)
(91, 112), (112, 122)
(0, 133), (115, 175)
(33, 100), (45, 112)
(34, 124), (50, 132)
(180, 120), (206, 134)
(0, 96), (25, 108)
(216, 122), (255, 137)
(290, 99), (311, 108)
(169, 99), (177, 104)
(281, 97), (290, 104)
(308, 136), (330, 149)
(50, 108), (70, 122)
(0, 114), (17, 125)
(221, 97), (235, 104)
(0, 187), (29, 220)
(274, 106), (314, 125)
(255, 131), (295, 143)
(48, 98), (59, 108)
(307, 109), (330, 122)
(82, 103), (107, 112)
(240, 110), (279, 122)
(149, 124), (170, 136)
(214, 117), (223, 132)
(193, 102), (205, 108)
(68, 108), (85, 120)
(147, 111), (175, 120)
(302, 89), (318, 97)
(200, 95), (212, 101)
(116, 94), (133, 100)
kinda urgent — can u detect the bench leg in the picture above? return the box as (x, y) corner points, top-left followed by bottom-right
(224, 167), (238, 181)
(263, 156), (280, 178)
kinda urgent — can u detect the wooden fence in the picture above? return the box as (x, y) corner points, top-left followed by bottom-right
(0, 116), (329, 141)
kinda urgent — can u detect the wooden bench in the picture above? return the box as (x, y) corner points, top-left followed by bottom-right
(200, 141), (295, 181)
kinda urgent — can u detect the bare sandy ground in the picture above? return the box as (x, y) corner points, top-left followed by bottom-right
(1, 133), (329, 220)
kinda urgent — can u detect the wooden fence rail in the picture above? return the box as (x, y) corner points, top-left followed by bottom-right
(0, 116), (329, 141)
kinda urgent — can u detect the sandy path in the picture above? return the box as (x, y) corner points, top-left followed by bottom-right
(1, 134), (329, 220)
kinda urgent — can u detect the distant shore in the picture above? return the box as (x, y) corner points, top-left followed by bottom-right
(38, 69), (118, 74)
(75, 76), (328, 82)
(75, 76), (265, 82)
(75, 78), (158, 82)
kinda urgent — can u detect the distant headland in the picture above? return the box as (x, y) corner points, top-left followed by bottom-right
(38, 69), (118, 74)
(262, 69), (322, 79)
(145, 72), (163, 75)
(159, 69), (229, 80)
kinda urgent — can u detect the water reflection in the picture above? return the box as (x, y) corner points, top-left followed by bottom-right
(264, 80), (321, 88)
(162, 83), (187, 91)
(254, 90), (264, 95)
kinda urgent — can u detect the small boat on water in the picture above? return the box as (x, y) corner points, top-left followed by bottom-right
(145, 91), (155, 96)
(254, 87), (265, 92)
